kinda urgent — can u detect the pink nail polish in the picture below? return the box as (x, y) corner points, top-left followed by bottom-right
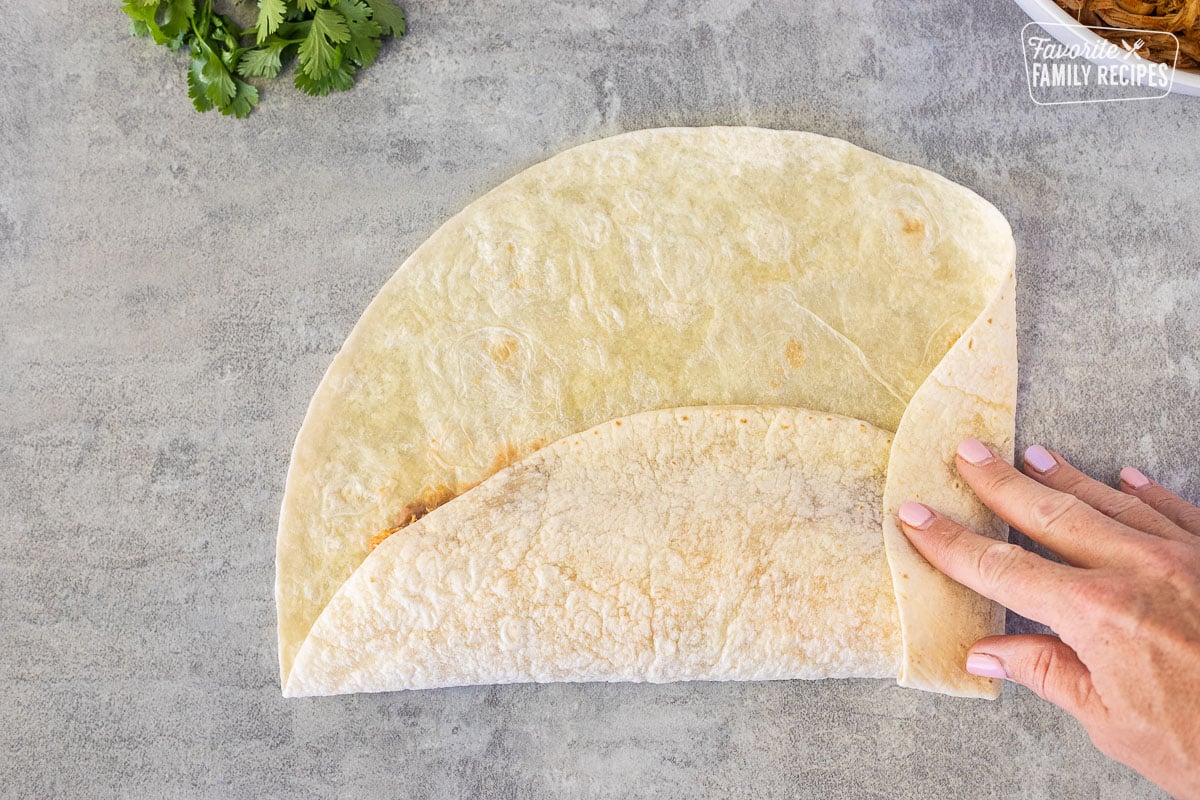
(966, 653), (1007, 680)
(1120, 466), (1150, 489)
(958, 438), (995, 466)
(1024, 445), (1057, 474)
(898, 501), (934, 530)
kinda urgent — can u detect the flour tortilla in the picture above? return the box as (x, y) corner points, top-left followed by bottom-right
(277, 127), (1016, 697)
(286, 408), (901, 696)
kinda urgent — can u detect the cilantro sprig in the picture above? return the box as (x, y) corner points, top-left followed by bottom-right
(122, 0), (406, 118)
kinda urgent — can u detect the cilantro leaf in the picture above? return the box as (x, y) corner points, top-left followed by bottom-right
(223, 79), (260, 118)
(121, 1), (156, 28)
(298, 8), (351, 79)
(363, 0), (405, 37)
(313, 8), (353, 45)
(122, 1), (168, 45)
(200, 49), (237, 106)
(255, 0), (288, 44)
(294, 61), (357, 95)
(187, 52), (216, 112)
(337, 0), (383, 67)
(158, 0), (195, 44)
(238, 41), (287, 79)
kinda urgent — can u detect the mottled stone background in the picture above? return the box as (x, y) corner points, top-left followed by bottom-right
(2, 1), (1195, 797)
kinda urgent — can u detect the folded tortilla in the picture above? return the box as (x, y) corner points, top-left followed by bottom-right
(277, 127), (1016, 698)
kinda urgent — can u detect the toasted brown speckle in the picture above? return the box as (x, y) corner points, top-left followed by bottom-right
(897, 210), (925, 236)
(784, 339), (806, 368)
(487, 332), (520, 363)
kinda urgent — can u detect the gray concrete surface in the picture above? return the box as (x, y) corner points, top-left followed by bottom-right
(2, 1), (1197, 797)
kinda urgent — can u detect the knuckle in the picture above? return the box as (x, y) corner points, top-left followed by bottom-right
(1066, 575), (1104, 609)
(1027, 644), (1058, 699)
(1029, 492), (1081, 534)
(1055, 471), (1091, 497)
(922, 522), (965, 564)
(1069, 574), (1131, 617)
(1090, 491), (1144, 522)
(984, 467), (1027, 497)
(1176, 505), (1200, 533)
(1140, 540), (1186, 572)
(1143, 540), (1200, 591)
(974, 540), (1027, 590)
(1074, 673), (1103, 716)
(1141, 486), (1177, 514)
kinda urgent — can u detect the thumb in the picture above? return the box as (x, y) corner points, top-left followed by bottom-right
(967, 634), (1102, 718)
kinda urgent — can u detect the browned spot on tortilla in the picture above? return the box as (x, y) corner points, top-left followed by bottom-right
(968, 337), (974, 350)
(369, 483), (460, 548)
(489, 440), (545, 474)
(370, 440), (548, 550)
(488, 332), (519, 364)
(739, 418), (748, 424)
(897, 210), (925, 236)
(987, 317), (993, 324)
(901, 573), (910, 580)
(614, 420), (622, 426)
(780, 423), (789, 429)
(784, 339), (806, 368)
(368, 525), (403, 550)
(680, 415), (689, 421)
(405, 486), (455, 519)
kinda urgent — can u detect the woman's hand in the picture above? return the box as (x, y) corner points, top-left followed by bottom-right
(898, 439), (1200, 800)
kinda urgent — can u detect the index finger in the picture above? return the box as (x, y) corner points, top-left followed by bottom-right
(898, 501), (1079, 630)
(954, 439), (1147, 568)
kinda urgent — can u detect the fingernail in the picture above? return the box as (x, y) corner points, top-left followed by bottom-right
(1120, 466), (1150, 489)
(958, 438), (996, 466)
(966, 653), (1008, 680)
(1023, 445), (1057, 474)
(898, 501), (935, 530)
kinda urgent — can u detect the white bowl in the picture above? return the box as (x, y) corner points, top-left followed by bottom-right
(1013, 0), (1200, 96)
